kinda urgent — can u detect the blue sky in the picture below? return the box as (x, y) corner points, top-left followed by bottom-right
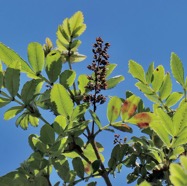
(1, 1), (187, 185)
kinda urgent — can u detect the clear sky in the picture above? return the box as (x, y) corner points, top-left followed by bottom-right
(1, 1), (187, 185)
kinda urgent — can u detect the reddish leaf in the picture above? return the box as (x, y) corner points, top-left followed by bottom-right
(121, 95), (140, 121)
(128, 112), (155, 129)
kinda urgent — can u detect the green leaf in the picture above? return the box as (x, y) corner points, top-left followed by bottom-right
(27, 42), (44, 75)
(4, 106), (24, 120)
(170, 162), (187, 185)
(70, 40), (81, 51)
(106, 75), (124, 89)
(138, 180), (151, 186)
(173, 103), (187, 136)
(52, 156), (71, 182)
(121, 94), (140, 121)
(106, 63), (117, 78)
(92, 160), (101, 173)
(135, 82), (153, 95)
(59, 70), (76, 88)
(111, 122), (132, 133)
(69, 52), (86, 63)
(0, 97), (11, 108)
(53, 115), (67, 135)
(71, 103), (89, 121)
(40, 124), (55, 145)
(72, 157), (84, 178)
(69, 11), (86, 38)
(5, 60), (20, 97)
(165, 92), (183, 107)
(0, 62), (4, 89)
(107, 96), (122, 123)
(146, 62), (154, 84)
(170, 52), (185, 87)
(159, 72), (172, 100)
(46, 50), (62, 83)
(28, 114), (39, 127)
(50, 84), (73, 117)
(87, 182), (97, 186)
(156, 108), (174, 136)
(78, 74), (89, 94)
(181, 156), (187, 171)
(145, 94), (160, 104)
(150, 120), (170, 147)
(16, 113), (29, 129)
(169, 146), (184, 160)
(21, 79), (43, 105)
(89, 110), (102, 129)
(152, 65), (165, 92)
(32, 136), (47, 153)
(128, 60), (146, 84)
(0, 42), (34, 75)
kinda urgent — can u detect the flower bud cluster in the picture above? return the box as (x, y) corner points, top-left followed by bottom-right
(83, 37), (110, 105)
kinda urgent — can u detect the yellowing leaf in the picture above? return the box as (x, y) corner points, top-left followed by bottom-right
(121, 94), (140, 121)
(128, 112), (155, 128)
(107, 96), (122, 123)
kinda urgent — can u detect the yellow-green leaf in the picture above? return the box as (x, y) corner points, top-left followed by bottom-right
(4, 106), (24, 120)
(170, 52), (185, 87)
(27, 42), (44, 75)
(128, 60), (146, 84)
(50, 84), (73, 117)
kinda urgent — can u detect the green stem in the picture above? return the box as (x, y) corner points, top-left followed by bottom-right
(40, 115), (51, 125)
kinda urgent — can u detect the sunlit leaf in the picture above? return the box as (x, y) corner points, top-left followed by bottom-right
(5, 60), (20, 97)
(70, 40), (81, 51)
(89, 110), (102, 129)
(170, 52), (185, 87)
(135, 82), (153, 95)
(16, 113), (29, 130)
(78, 74), (89, 94)
(156, 108), (174, 136)
(32, 136), (47, 153)
(146, 62), (154, 84)
(150, 120), (170, 147)
(128, 112), (156, 129)
(121, 94), (140, 121)
(107, 96), (122, 123)
(159, 72), (172, 100)
(60, 70), (76, 88)
(28, 114), (39, 127)
(170, 160), (187, 185)
(106, 75), (124, 89)
(21, 79), (43, 105)
(50, 84), (73, 117)
(46, 50), (62, 83)
(152, 65), (165, 92)
(0, 97), (11, 108)
(173, 103), (187, 136)
(4, 106), (24, 120)
(53, 115), (67, 135)
(106, 63), (117, 78)
(165, 92), (183, 107)
(0, 42), (34, 74)
(27, 42), (44, 75)
(69, 52), (86, 63)
(69, 11), (86, 38)
(128, 60), (146, 84)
